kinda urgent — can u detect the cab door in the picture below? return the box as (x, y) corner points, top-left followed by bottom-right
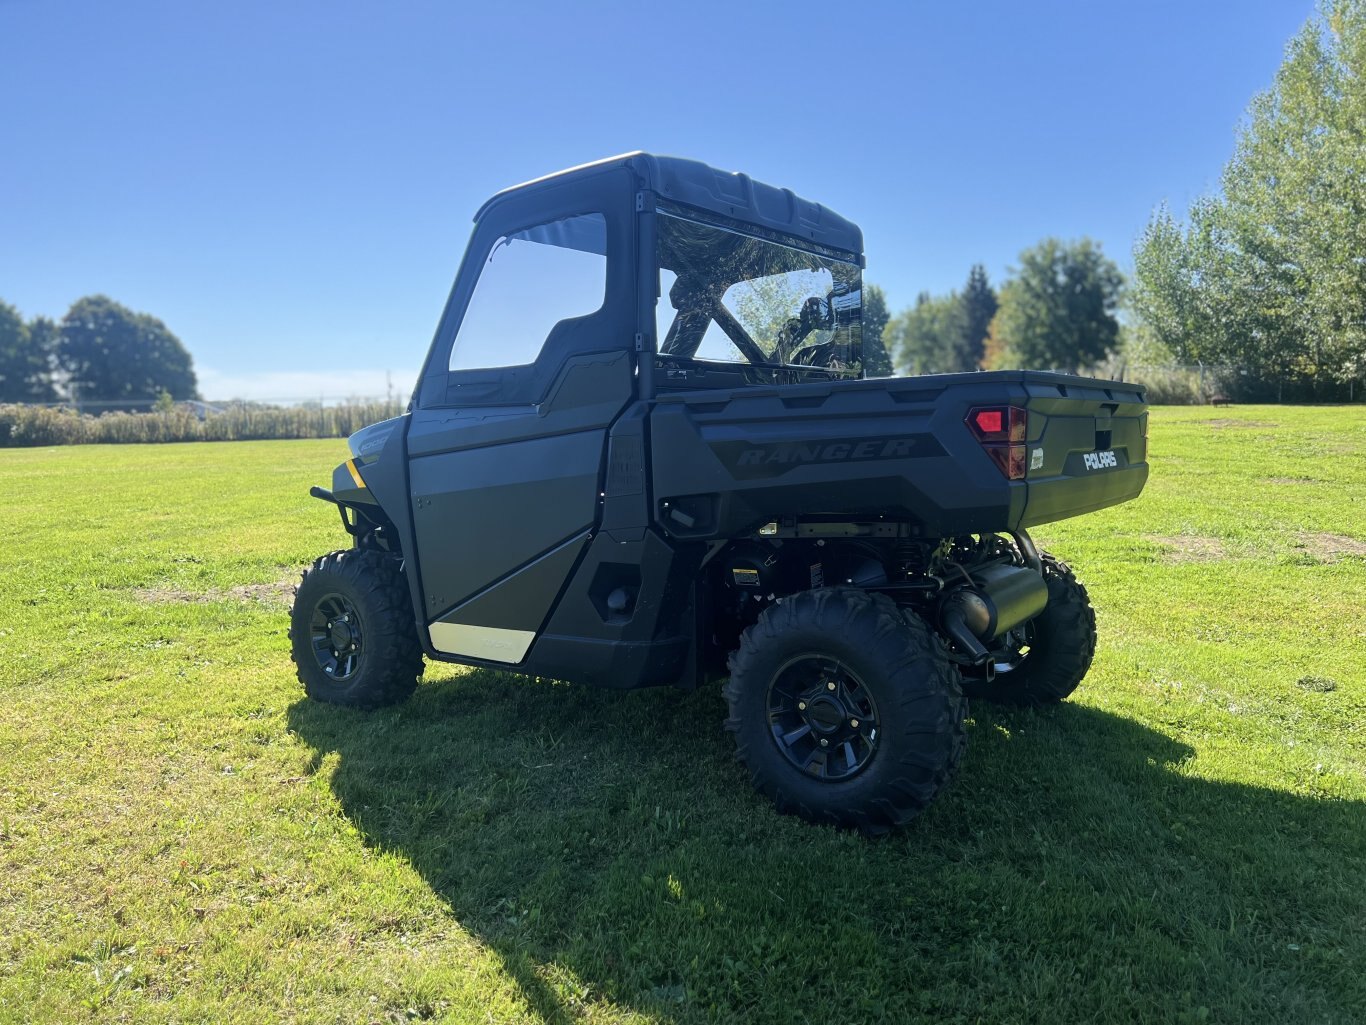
(406, 168), (638, 663)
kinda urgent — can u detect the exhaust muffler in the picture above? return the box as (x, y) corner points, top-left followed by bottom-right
(940, 562), (1048, 666)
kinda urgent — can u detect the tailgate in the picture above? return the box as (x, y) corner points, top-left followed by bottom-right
(1018, 375), (1149, 527)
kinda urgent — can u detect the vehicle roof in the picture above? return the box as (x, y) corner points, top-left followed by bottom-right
(475, 152), (864, 259)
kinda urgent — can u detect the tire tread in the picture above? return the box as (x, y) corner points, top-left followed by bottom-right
(724, 587), (967, 835)
(964, 554), (1096, 707)
(289, 549), (423, 709)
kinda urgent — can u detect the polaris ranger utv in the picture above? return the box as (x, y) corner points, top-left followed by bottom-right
(290, 153), (1148, 833)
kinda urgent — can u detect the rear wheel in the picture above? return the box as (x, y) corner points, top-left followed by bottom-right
(290, 549), (423, 709)
(964, 555), (1096, 707)
(724, 588), (966, 835)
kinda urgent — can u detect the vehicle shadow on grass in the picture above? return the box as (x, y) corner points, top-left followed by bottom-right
(287, 672), (1366, 1024)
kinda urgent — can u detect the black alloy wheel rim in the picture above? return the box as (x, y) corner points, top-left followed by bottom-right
(310, 592), (365, 682)
(766, 655), (881, 781)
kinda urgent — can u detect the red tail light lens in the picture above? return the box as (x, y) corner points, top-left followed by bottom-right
(967, 406), (1027, 443)
(967, 405), (1028, 480)
(973, 410), (1003, 434)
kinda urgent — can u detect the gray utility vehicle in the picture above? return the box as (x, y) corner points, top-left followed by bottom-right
(290, 153), (1149, 833)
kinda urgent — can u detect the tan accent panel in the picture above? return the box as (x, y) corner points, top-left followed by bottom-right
(428, 622), (534, 663)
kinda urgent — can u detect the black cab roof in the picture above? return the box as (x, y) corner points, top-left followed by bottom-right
(475, 152), (864, 260)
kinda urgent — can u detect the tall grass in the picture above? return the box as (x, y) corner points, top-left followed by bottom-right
(0, 401), (404, 447)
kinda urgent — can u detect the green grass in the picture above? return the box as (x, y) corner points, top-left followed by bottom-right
(1, 405), (1364, 1024)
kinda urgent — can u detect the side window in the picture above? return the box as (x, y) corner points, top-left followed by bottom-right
(449, 213), (607, 372)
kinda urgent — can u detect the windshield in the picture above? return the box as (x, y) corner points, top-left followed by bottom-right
(655, 210), (864, 377)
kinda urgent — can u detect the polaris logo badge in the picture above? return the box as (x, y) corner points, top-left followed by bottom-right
(1083, 450), (1118, 471)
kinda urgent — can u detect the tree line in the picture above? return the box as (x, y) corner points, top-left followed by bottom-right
(0, 295), (198, 406)
(1130, 0), (1366, 401)
(880, 240), (1123, 381)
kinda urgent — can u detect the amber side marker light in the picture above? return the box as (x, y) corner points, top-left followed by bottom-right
(966, 405), (1028, 480)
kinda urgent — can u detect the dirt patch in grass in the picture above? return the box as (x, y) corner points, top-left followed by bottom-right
(1293, 532), (1366, 562)
(133, 576), (296, 606)
(1297, 675), (1339, 693)
(1264, 476), (1324, 485)
(228, 579), (298, 603)
(1206, 419), (1280, 429)
(1146, 534), (1230, 563)
(131, 587), (206, 604)
(1148, 531), (1366, 565)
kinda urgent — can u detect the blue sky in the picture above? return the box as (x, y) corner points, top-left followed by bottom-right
(0, 0), (1314, 400)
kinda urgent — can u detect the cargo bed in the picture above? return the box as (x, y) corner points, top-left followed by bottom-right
(649, 370), (1148, 538)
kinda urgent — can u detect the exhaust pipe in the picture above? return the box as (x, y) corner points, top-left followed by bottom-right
(1011, 529), (1043, 574)
(941, 603), (993, 666)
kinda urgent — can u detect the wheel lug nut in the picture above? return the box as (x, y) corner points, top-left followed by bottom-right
(798, 701), (807, 710)
(851, 719), (859, 728)
(826, 681), (836, 691)
(820, 738), (829, 747)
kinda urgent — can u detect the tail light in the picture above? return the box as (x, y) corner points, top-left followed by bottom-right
(966, 405), (1028, 480)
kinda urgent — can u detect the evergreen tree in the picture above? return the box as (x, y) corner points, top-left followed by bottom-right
(958, 264), (997, 371)
(861, 283), (893, 377)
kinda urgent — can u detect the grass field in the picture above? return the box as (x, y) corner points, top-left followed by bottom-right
(1, 405), (1364, 1024)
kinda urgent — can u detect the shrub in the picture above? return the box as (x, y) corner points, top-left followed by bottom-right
(0, 401), (404, 447)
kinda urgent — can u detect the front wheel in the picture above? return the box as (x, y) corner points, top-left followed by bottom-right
(964, 555), (1096, 707)
(289, 549), (423, 709)
(724, 588), (967, 835)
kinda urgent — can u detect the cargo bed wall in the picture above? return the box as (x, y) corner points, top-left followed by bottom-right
(648, 371), (1148, 540)
(1020, 381), (1148, 526)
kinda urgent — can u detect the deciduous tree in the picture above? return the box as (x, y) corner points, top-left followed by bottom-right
(1132, 0), (1366, 398)
(57, 295), (198, 406)
(985, 239), (1123, 372)
(0, 301), (58, 402)
(886, 291), (969, 375)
